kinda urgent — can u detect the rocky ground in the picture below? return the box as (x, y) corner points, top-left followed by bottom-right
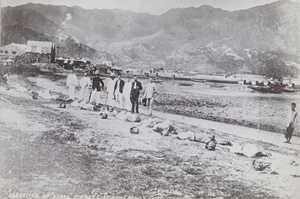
(0, 72), (299, 199)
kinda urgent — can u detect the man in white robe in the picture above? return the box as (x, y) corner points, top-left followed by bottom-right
(106, 73), (117, 107)
(285, 102), (298, 143)
(122, 78), (132, 111)
(143, 78), (157, 116)
(78, 72), (91, 103)
(66, 70), (78, 100)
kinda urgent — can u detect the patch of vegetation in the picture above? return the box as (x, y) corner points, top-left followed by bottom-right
(11, 64), (41, 77)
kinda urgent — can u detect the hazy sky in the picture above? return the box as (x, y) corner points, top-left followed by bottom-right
(1, 0), (300, 15)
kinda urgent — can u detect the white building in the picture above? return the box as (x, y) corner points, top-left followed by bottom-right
(26, 40), (53, 54)
(0, 43), (27, 60)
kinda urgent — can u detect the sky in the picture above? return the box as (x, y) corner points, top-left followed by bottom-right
(1, 0), (300, 15)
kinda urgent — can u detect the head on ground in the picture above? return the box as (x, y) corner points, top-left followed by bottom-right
(107, 106), (114, 112)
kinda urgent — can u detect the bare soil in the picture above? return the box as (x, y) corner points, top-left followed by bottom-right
(0, 72), (299, 199)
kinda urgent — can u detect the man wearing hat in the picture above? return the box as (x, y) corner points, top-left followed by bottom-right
(130, 76), (143, 113)
(106, 73), (117, 107)
(114, 75), (125, 109)
(143, 77), (157, 116)
(89, 70), (104, 105)
(285, 102), (298, 143)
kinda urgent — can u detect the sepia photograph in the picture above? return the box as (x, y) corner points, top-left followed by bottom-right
(0, 0), (299, 198)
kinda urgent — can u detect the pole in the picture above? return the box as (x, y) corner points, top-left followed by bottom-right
(56, 43), (60, 58)
(79, 43), (81, 59)
(0, 0), (2, 48)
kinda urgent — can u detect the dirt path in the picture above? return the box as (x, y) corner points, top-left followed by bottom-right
(0, 74), (299, 199)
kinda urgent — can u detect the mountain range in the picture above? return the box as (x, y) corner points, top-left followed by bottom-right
(1, 1), (300, 77)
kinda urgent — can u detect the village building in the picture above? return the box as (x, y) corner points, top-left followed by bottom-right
(110, 66), (123, 75)
(103, 61), (113, 67)
(24, 40), (55, 63)
(0, 43), (27, 60)
(0, 41), (56, 64)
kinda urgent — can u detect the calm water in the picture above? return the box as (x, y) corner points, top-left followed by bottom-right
(138, 79), (299, 100)
(80, 75), (300, 102)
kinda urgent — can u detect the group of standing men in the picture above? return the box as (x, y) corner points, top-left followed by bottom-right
(107, 74), (157, 115)
(67, 69), (299, 143)
(66, 70), (157, 115)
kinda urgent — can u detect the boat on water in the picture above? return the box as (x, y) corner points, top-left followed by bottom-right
(178, 82), (194, 86)
(238, 80), (245, 85)
(192, 79), (206, 83)
(284, 86), (300, 92)
(250, 85), (284, 93)
(283, 82), (300, 92)
(152, 79), (163, 83)
(210, 84), (225, 88)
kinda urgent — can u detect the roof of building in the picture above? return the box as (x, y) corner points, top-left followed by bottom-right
(0, 43), (27, 51)
(27, 41), (53, 48)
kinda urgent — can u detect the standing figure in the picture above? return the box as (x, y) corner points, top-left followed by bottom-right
(144, 78), (157, 116)
(78, 72), (91, 103)
(66, 69), (78, 100)
(285, 102), (298, 143)
(123, 78), (132, 111)
(89, 70), (104, 105)
(130, 76), (142, 113)
(2, 65), (9, 84)
(114, 75), (125, 109)
(106, 73), (117, 107)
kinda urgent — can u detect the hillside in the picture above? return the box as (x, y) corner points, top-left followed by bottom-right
(1, 1), (300, 76)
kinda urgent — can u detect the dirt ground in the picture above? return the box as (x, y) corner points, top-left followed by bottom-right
(0, 73), (299, 199)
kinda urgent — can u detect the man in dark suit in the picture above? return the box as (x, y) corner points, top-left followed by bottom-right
(114, 75), (125, 109)
(130, 76), (142, 113)
(89, 70), (104, 105)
